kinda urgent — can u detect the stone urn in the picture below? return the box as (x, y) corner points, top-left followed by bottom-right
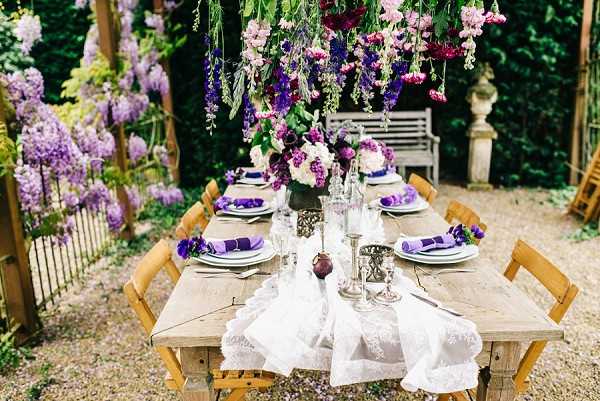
(466, 63), (498, 190)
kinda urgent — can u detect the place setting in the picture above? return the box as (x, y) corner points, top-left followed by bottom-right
(177, 235), (276, 269)
(371, 184), (430, 214)
(226, 167), (270, 187)
(365, 166), (403, 185)
(214, 195), (276, 218)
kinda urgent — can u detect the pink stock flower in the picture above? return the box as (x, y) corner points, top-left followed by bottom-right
(485, 12), (507, 24)
(428, 88), (447, 103)
(401, 71), (427, 84)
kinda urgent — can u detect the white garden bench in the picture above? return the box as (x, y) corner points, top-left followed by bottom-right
(326, 109), (440, 186)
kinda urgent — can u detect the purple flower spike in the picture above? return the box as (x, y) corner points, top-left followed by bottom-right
(225, 169), (236, 185)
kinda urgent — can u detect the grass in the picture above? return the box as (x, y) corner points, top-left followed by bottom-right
(547, 186), (577, 209)
(26, 363), (54, 401)
(567, 221), (600, 242)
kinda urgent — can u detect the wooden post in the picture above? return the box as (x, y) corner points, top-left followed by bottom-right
(153, 0), (181, 183)
(569, 0), (594, 184)
(96, 0), (135, 239)
(0, 88), (40, 344)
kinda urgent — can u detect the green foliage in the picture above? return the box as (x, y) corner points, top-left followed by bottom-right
(547, 186), (577, 209)
(0, 14), (34, 74)
(567, 221), (600, 242)
(26, 363), (54, 401)
(29, 0), (90, 104)
(0, 331), (21, 372)
(138, 187), (202, 228)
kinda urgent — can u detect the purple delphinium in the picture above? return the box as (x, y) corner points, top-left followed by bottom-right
(204, 36), (222, 132)
(329, 36), (348, 85)
(106, 201), (124, 232)
(273, 67), (292, 116)
(383, 61), (408, 112)
(177, 236), (208, 259)
(128, 134), (148, 165)
(357, 42), (379, 108)
(269, 153), (291, 191)
(242, 93), (257, 140)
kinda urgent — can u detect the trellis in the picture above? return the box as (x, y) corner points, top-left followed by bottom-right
(0, 0), (180, 344)
(570, 0), (600, 183)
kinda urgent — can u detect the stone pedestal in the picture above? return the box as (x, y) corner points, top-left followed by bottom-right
(466, 64), (498, 190)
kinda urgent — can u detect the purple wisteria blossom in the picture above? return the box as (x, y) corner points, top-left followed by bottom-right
(82, 181), (112, 213)
(126, 186), (142, 212)
(153, 145), (170, 167)
(128, 134), (148, 165)
(14, 14), (42, 55)
(14, 163), (43, 213)
(147, 183), (184, 206)
(106, 201), (124, 232)
(145, 14), (165, 35)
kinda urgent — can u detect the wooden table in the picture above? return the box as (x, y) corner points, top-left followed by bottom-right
(151, 183), (563, 401)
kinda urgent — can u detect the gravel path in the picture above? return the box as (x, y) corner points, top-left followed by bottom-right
(1, 185), (598, 401)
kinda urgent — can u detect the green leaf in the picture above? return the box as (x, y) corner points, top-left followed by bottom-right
(432, 9), (448, 39)
(243, 0), (254, 18)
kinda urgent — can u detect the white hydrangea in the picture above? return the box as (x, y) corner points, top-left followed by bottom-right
(14, 14), (42, 56)
(358, 137), (386, 174)
(288, 142), (334, 187)
(250, 145), (272, 170)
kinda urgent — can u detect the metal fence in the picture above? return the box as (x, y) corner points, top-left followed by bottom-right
(26, 174), (114, 310)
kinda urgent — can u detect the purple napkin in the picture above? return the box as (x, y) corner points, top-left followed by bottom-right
(208, 236), (264, 255)
(243, 170), (263, 179)
(401, 234), (456, 253)
(214, 196), (264, 211)
(233, 198), (264, 208)
(368, 168), (389, 178)
(380, 184), (418, 207)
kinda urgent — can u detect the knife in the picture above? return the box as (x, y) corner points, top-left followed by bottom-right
(410, 293), (463, 317)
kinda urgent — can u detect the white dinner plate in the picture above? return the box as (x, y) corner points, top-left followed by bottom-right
(228, 204), (270, 214)
(222, 206), (274, 217)
(377, 196), (429, 214)
(238, 176), (267, 185)
(394, 241), (479, 265)
(207, 246), (263, 260)
(193, 241), (275, 267)
(418, 243), (466, 257)
(366, 173), (403, 185)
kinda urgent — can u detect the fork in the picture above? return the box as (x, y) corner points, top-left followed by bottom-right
(415, 265), (476, 277)
(195, 268), (259, 279)
(216, 216), (262, 224)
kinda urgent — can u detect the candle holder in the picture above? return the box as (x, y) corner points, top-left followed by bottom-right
(353, 255), (376, 312)
(297, 208), (323, 238)
(373, 255), (402, 305)
(339, 233), (363, 299)
(359, 244), (394, 282)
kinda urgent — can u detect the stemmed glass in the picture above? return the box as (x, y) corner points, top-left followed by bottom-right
(373, 255), (402, 305)
(353, 255), (376, 312)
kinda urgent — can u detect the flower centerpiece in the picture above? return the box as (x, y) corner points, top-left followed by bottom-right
(249, 103), (395, 208)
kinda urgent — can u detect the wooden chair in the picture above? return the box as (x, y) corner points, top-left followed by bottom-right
(326, 109), (440, 186)
(202, 179), (222, 217)
(124, 240), (275, 400)
(408, 173), (438, 204)
(439, 239), (579, 401)
(175, 201), (209, 239)
(123, 239), (185, 392)
(444, 200), (487, 244)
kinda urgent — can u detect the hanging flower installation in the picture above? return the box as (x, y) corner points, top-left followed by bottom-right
(198, 0), (504, 189)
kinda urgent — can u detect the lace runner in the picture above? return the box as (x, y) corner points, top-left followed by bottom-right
(221, 230), (482, 393)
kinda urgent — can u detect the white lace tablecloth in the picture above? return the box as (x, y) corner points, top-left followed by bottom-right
(220, 229), (482, 393)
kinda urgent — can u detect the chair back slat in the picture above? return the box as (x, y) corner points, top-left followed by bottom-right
(130, 240), (174, 297)
(503, 239), (579, 393)
(202, 191), (215, 216)
(408, 173), (437, 204)
(506, 240), (572, 302)
(176, 201), (209, 239)
(123, 239), (186, 391)
(206, 179), (221, 199)
(444, 200), (487, 244)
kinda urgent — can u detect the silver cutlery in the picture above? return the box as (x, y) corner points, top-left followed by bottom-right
(216, 216), (262, 224)
(410, 293), (463, 317)
(195, 268), (259, 279)
(415, 265), (476, 277)
(385, 211), (428, 220)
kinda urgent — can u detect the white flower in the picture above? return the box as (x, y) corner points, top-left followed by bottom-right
(287, 142), (334, 187)
(250, 145), (272, 170)
(14, 14), (42, 56)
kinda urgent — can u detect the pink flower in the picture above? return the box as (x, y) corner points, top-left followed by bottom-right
(305, 47), (329, 60)
(366, 32), (384, 45)
(340, 63), (355, 74)
(255, 110), (275, 119)
(485, 12), (507, 24)
(401, 71), (427, 84)
(428, 89), (447, 103)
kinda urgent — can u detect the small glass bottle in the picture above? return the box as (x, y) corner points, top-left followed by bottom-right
(344, 159), (364, 235)
(326, 162), (347, 233)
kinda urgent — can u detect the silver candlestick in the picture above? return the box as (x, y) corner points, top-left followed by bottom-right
(373, 255), (402, 305)
(339, 233), (363, 299)
(353, 255), (376, 312)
